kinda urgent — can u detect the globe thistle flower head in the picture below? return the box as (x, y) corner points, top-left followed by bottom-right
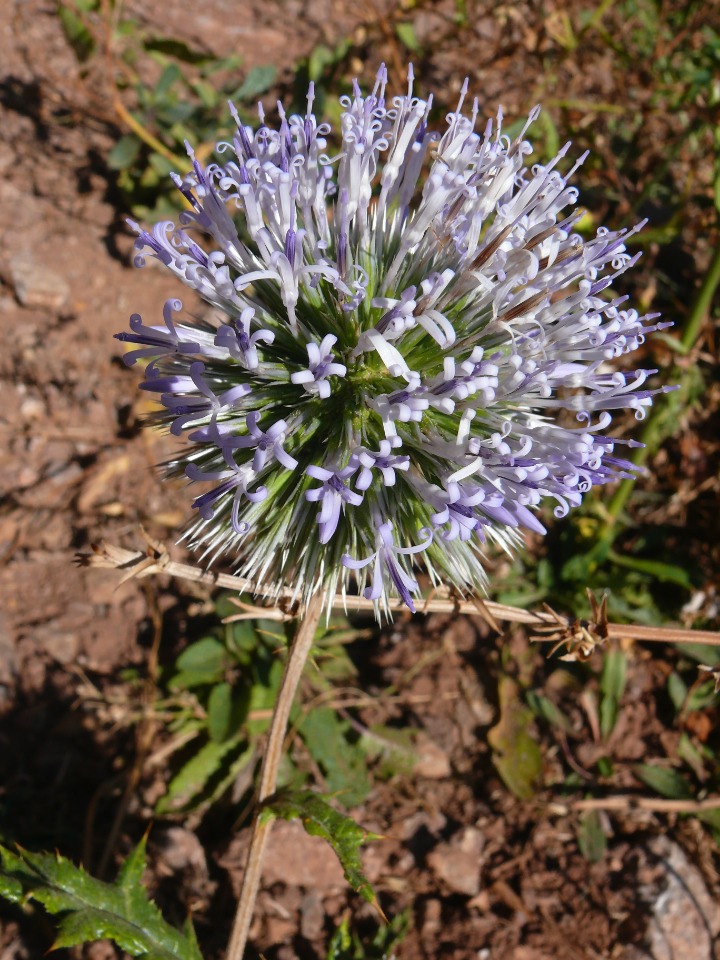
(116, 65), (673, 616)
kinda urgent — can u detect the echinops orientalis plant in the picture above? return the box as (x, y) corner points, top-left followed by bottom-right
(116, 64), (672, 616)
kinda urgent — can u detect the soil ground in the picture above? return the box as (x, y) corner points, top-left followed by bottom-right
(1, 2), (719, 959)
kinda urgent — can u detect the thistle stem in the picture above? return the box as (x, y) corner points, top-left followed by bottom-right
(225, 590), (325, 960)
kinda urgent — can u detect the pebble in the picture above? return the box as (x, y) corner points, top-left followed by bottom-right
(262, 819), (346, 890)
(414, 731), (452, 779)
(154, 826), (208, 874)
(9, 253), (70, 311)
(427, 826), (485, 897)
(300, 888), (324, 941)
(643, 836), (720, 960)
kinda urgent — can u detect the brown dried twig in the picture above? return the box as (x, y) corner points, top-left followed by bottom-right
(78, 539), (720, 648)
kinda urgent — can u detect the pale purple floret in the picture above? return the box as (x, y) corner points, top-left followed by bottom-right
(156, 361), (251, 436)
(214, 307), (275, 370)
(354, 440), (410, 490)
(342, 521), (432, 612)
(291, 334), (347, 398)
(305, 464), (363, 543)
(186, 459), (264, 533)
(114, 298), (199, 365)
(223, 411), (298, 472)
(426, 480), (501, 542)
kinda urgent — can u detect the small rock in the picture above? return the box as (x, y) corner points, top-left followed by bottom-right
(9, 254), (70, 311)
(155, 826), (208, 875)
(300, 888), (324, 941)
(511, 949), (557, 960)
(37, 627), (80, 665)
(84, 941), (117, 960)
(20, 395), (46, 420)
(414, 732), (452, 779)
(643, 836), (720, 960)
(421, 897), (442, 941)
(427, 827), (484, 897)
(0, 614), (15, 684)
(262, 819), (346, 890)
(398, 809), (447, 841)
(614, 949), (653, 960)
(0, 143), (14, 173)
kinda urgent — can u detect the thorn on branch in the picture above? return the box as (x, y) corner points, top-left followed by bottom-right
(531, 589), (609, 662)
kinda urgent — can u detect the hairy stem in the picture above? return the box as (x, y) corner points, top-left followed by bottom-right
(225, 591), (325, 960)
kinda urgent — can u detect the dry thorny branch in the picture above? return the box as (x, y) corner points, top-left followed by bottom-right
(77, 532), (720, 654)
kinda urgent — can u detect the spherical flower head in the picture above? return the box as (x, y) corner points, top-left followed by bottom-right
(116, 65), (673, 616)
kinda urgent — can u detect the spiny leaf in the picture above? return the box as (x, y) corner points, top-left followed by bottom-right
(0, 841), (201, 959)
(260, 789), (381, 910)
(116, 833), (149, 893)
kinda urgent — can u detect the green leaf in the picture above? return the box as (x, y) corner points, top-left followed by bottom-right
(107, 135), (142, 171)
(0, 840), (201, 959)
(667, 671), (688, 713)
(326, 908), (410, 959)
(677, 732), (707, 780)
(488, 676), (542, 800)
(526, 691), (574, 733)
(58, 4), (95, 63)
(155, 101), (196, 125)
(197, 743), (255, 812)
(395, 21), (421, 51)
(260, 789), (381, 908)
(245, 656), (284, 736)
(0, 853), (24, 903)
(148, 153), (177, 178)
(232, 65), (277, 102)
(359, 724), (416, 779)
(599, 649), (627, 739)
(686, 680), (717, 712)
(308, 44), (336, 82)
(172, 636), (227, 687)
(156, 736), (243, 813)
(207, 681), (234, 742)
(608, 550), (693, 589)
(202, 54), (244, 77)
(191, 78), (218, 109)
(576, 809), (607, 863)
(676, 643), (720, 666)
(154, 63), (182, 100)
(142, 37), (211, 65)
(633, 763), (693, 800)
(226, 617), (262, 659)
(596, 755), (613, 778)
(697, 807), (720, 833)
(299, 708), (372, 806)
